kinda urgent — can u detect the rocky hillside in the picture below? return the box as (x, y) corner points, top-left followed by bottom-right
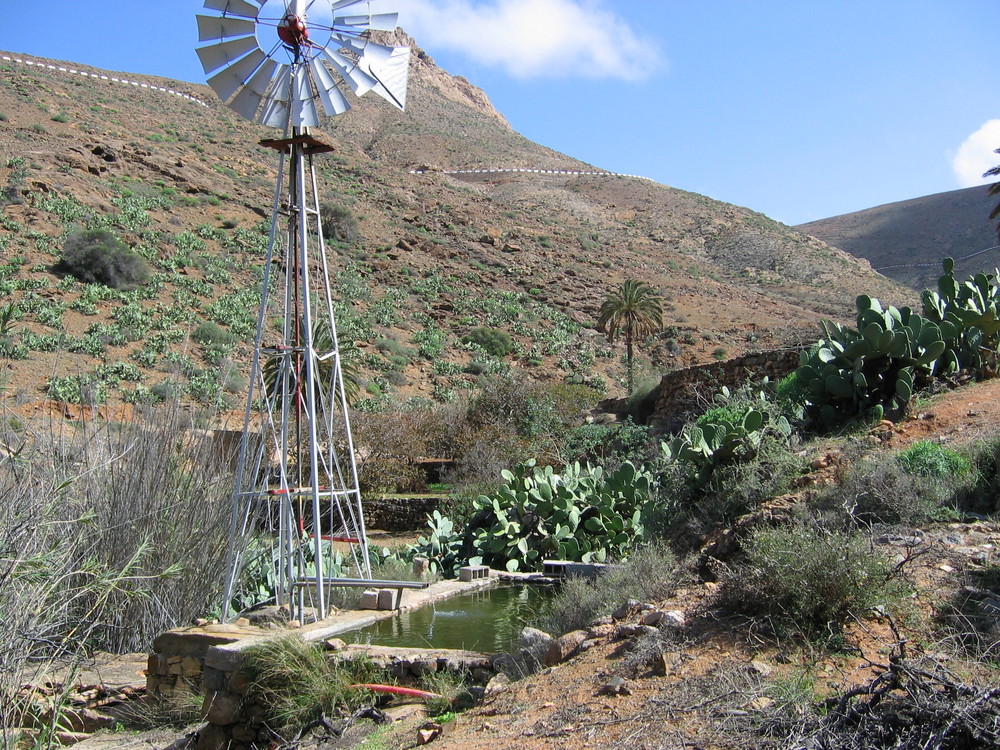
(797, 184), (999, 291)
(0, 39), (912, 415)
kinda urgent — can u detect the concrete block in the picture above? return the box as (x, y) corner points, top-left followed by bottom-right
(542, 560), (569, 577)
(359, 589), (380, 610)
(377, 589), (395, 610)
(459, 565), (490, 582)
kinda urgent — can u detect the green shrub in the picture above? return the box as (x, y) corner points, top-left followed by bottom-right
(896, 440), (972, 478)
(816, 442), (972, 526)
(560, 419), (653, 470)
(721, 522), (907, 634)
(461, 327), (515, 357)
(192, 321), (235, 347)
(536, 544), (681, 635)
(319, 202), (360, 245)
(239, 636), (381, 730)
(55, 230), (149, 289)
(46, 375), (107, 405)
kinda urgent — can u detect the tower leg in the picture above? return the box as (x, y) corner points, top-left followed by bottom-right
(221, 131), (369, 623)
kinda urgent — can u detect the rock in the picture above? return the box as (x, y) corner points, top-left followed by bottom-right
(325, 638), (347, 651)
(978, 596), (1000, 618)
(544, 630), (589, 667)
(587, 623), (615, 639)
(410, 659), (439, 676)
(747, 697), (775, 711)
(377, 589), (396, 610)
(417, 727), (441, 745)
(484, 673), (511, 697)
(597, 676), (632, 697)
(614, 623), (659, 640)
(612, 600), (642, 621)
(640, 610), (664, 626)
(204, 692), (243, 726)
(579, 638), (601, 653)
(662, 610), (686, 628)
(519, 627), (554, 652)
(748, 660), (774, 678)
(231, 724), (257, 743)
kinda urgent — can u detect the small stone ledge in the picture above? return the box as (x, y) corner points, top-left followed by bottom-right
(149, 574), (506, 750)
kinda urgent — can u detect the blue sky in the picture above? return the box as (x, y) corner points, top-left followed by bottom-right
(1, 1), (997, 225)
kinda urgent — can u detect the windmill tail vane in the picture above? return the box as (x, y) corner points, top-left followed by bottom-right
(197, 0), (411, 622)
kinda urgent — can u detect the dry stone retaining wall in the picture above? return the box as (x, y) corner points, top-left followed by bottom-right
(634, 349), (802, 432)
(363, 496), (441, 531)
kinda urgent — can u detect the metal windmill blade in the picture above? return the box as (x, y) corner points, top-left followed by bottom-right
(196, 0), (411, 129)
(195, 0), (413, 624)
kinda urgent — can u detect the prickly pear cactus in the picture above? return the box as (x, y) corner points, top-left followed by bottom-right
(921, 258), (1000, 377)
(795, 295), (945, 427)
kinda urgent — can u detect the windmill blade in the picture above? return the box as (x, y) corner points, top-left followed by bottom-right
(291, 71), (321, 128)
(309, 58), (351, 116)
(204, 0), (264, 18)
(320, 48), (377, 96)
(257, 64), (292, 126)
(334, 12), (398, 32)
(229, 60), (283, 120)
(336, 36), (396, 64)
(267, 63), (293, 102)
(197, 14), (257, 42)
(207, 48), (269, 102)
(360, 45), (409, 110)
(197, 35), (261, 74)
(261, 98), (289, 129)
(329, 0), (373, 11)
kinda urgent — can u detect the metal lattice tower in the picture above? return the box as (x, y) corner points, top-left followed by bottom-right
(194, 0), (409, 621)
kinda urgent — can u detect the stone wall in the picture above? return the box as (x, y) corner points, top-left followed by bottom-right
(147, 624), (498, 750)
(649, 349), (803, 432)
(363, 496), (441, 531)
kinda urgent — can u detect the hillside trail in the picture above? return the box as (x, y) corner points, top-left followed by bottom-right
(890, 377), (1000, 448)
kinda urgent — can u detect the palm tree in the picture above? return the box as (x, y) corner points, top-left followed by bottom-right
(986, 148), (1000, 241)
(597, 280), (664, 394)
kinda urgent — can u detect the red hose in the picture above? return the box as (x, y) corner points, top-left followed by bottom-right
(349, 684), (442, 699)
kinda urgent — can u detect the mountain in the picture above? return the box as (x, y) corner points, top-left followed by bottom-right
(0, 39), (912, 414)
(797, 185), (999, 291)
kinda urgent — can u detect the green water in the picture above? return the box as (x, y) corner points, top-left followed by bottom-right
(348, 585), (550, 653)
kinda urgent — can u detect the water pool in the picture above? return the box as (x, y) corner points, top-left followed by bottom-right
(348, 584), (550, 653)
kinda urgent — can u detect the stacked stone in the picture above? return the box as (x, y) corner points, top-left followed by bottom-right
(362, 496), (441, 531)
(146, 623), (266, 750)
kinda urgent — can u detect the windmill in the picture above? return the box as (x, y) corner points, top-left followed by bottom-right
(195, 0), (410, 622)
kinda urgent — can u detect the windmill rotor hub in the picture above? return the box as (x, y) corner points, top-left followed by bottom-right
(278, 13), (310, 48)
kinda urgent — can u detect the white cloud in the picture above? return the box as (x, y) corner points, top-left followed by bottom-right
(952, 120), (1000, 187)
(402, 0), (663, 81)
